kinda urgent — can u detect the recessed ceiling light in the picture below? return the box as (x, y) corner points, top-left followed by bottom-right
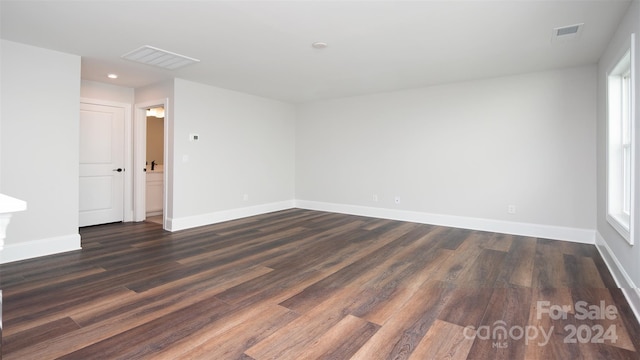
(107, 73), (118, 79)
(312, 42), (328, 49)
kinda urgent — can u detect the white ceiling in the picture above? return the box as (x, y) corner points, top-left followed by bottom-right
(0, 0), (632, 103)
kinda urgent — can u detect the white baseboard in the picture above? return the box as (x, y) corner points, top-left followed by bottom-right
(168, 200), (296, 231)
(595, 232), (640, 325)
(295, 200), (596, 244)
(0, 233), (81, 264)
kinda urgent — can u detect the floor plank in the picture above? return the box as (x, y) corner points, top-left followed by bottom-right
(173, 304), (299, 359)
(409, 319), (475, 360)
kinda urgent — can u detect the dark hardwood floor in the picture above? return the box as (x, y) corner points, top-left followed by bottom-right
(1, 209), (639, 359)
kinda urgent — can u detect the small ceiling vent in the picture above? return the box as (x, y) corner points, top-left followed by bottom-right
(552, 23), (584, 42)
(121, 45), (200, 70)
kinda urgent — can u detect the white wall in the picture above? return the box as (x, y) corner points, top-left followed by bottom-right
(135, 81), (174, 105)
(296, 66), (597, 242)
(81, 80), (134, 104)
(169, 79), (295, 230)
(0, 40), (81, 263)
(596, 0), (640, 319)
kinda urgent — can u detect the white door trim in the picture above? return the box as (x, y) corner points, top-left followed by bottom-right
(134, 99), (169, 229)
(80, 97), (133, 222)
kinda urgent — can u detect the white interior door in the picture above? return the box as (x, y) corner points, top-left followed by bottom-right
(79, 102), (125, 226)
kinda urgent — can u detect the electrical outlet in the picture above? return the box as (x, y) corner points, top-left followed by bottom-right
(243, 194), (249, 201)
(394, 196), (401, 204)
(372, 194), (379, 202)
(508, 205), (516, 214)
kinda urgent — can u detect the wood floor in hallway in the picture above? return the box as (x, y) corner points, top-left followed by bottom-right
(1, 209), (639, 359)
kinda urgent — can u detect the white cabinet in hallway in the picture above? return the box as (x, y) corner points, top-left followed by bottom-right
(145, 170), (163, 216)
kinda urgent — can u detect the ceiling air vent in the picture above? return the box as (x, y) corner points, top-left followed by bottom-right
(552, 23), (584, 42)
(121, 45), (200, 70)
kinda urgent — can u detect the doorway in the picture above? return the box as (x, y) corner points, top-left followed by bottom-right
(145, 107), (165, 225)
(133, 99), (169, 229)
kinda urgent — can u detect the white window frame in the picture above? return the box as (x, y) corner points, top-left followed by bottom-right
(606, 33), (636, 245)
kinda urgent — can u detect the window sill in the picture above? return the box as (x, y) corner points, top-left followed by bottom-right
(606, 213), (632, 244)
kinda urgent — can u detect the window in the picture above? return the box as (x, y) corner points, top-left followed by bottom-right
(622, 70), (631, 217)
(607, 34), (635, 245)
